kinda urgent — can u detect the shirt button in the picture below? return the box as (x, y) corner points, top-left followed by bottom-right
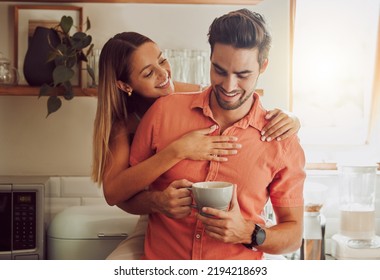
(195, 233), (201, 239)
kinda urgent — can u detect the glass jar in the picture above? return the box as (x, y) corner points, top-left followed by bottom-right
(0, 52), (19, 86)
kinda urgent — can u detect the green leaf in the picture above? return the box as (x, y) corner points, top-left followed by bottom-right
(77, 51), (87, 63)
(86, 44), (94, 57)
(66, 55), (77, 68)
(87, 64), (96, 86)
(85, 17), (91, 32)
(60, 16), (73, 34)
(56, 43), (68, 55)
(63, 81), (74, 100)
(82, 35), (92, 49)
(46, 96), (62, 117)
(71, 32), (92, 50)
(54, 55), (66, 67)
(47, 51), (58, 63)
(39, 83), (53, 98)
(47, 29), (59, 49)
(52, 65), (75, 86)
(72, 31), (86, 40)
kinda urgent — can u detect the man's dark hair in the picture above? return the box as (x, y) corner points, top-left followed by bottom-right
(208, 9), (272, 66)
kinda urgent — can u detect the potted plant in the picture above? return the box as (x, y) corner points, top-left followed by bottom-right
(39, 15), (95, 117)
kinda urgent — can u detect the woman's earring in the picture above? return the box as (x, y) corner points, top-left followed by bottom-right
(127, 90), (132, 97)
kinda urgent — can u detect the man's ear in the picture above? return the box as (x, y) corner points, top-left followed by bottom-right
(116, 80), (133, 93)
(259, 58), (269, 74)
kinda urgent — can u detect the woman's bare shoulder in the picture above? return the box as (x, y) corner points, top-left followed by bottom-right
(111, 119), (134, 141)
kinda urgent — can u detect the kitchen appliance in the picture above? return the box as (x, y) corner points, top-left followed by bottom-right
(331, 164), (380, 259)
(301, 182), (327, 260)
(47, 205), (139, 260)
(0, 177), (47, 260)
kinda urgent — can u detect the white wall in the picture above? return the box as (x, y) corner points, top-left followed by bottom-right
(0, 0), (291, 176)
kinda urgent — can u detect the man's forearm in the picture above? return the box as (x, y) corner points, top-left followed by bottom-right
(255, 205), (304, 254)
(257, 221), (303, 254)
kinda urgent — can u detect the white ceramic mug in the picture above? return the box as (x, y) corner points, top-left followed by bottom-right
(189, 181), (233, 216)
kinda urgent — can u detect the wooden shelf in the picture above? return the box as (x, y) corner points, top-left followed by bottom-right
(0, 86), (97, 97)
(3, 1), (262, 4)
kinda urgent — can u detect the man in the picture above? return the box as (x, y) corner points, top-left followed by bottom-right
(126, 9), (305, 260)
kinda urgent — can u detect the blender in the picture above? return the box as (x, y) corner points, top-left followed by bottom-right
(331, 164), (380, 259)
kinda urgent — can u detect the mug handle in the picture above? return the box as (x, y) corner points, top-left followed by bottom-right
(186, 187), (197, 209)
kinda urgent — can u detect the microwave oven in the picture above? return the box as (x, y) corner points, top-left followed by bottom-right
(0, 177), (46, 260)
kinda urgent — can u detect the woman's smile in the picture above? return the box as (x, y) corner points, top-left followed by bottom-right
(156, 76), (171, 89)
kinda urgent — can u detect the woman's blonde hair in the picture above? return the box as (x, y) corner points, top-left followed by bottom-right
(92, 32), (153, 184)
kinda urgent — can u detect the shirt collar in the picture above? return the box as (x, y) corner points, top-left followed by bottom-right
(190, 87), (267, 131)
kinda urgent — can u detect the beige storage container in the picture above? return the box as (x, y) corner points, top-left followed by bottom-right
(47, 205), (139, 260)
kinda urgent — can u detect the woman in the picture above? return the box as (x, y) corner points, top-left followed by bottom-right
(91, 32), (300, 259)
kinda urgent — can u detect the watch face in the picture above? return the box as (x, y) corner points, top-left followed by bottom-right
(255, 228), (266, 245)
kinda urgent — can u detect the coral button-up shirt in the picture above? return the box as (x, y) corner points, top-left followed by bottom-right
(130, 88), (305, 260)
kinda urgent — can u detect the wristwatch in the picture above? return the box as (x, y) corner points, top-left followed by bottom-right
(243, 224), (266, 249)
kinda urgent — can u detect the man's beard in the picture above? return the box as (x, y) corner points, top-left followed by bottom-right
(213, 86), (254, 110)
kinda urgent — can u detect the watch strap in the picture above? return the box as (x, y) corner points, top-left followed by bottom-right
(243, 224), (265, 249)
